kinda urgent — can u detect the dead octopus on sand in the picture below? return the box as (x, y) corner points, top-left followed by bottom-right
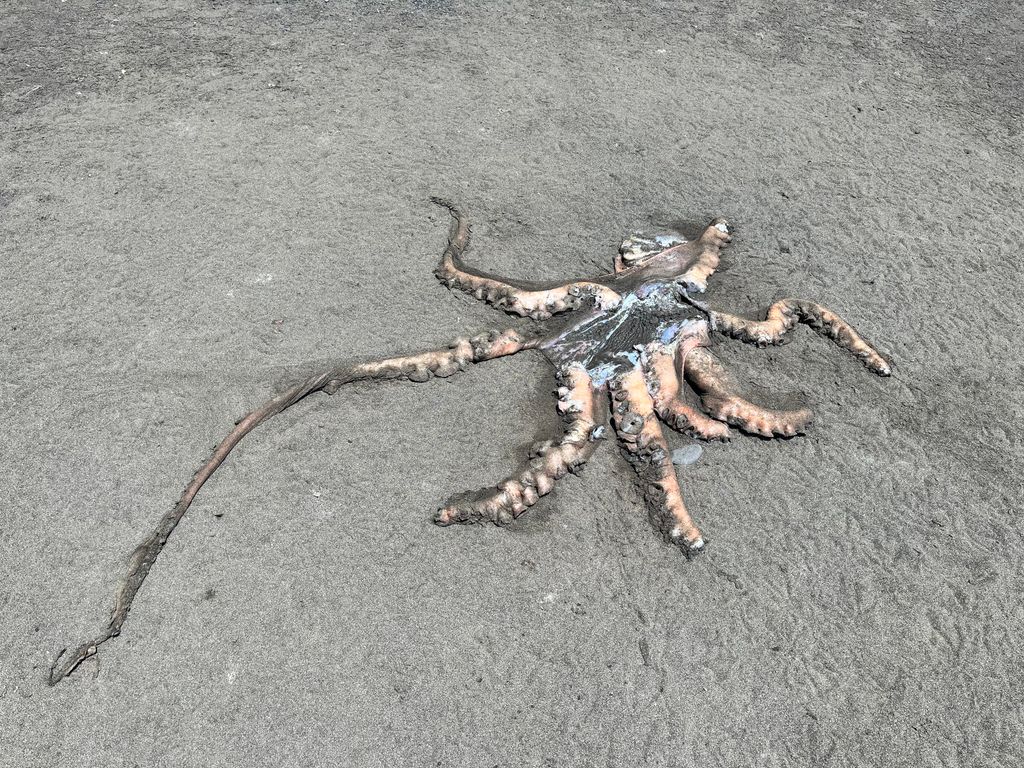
(50, 199), (890, 684)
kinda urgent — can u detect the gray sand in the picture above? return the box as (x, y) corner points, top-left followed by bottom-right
(2, 2), (1022, 766)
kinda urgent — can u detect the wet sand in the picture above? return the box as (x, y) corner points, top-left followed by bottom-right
(2, 2), (1021, 765)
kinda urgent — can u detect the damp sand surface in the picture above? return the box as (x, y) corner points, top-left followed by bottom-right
(1, 3), (1022, 766)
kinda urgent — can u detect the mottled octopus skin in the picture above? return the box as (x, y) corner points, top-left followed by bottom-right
(48, 198), (890, 685)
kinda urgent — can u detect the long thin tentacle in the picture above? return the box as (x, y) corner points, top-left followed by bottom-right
(644, 345), (731, 441)
(49, 328), (535, 685)
(610, 367), (704, 554)
(435, 363), (601, 526)
(683, 347), (813, 438)
(711, 299), (891, 375)
(431, 197), (622, 320)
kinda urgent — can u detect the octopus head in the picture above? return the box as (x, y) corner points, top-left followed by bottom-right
(617, 231), (690, 271)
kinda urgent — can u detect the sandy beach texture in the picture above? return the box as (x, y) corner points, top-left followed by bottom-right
(2, 2), (1021, 765)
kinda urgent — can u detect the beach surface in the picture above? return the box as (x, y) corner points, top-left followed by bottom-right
(2, 2), (1021, 765)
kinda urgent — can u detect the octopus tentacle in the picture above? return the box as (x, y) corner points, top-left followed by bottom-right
(644, 345), (731, 441)
(435, 364), (600, 526)
(610, 367), (704, 554)
(710, 299), (891, 376)
(323, 328), (536, 393)
(680, 218), (731, 291)
(48, 328), (536, 686)
(431, 197), (622, 320)
(683, 347), (813, 438)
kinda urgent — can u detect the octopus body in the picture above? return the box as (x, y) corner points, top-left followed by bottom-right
(49, 199), (890, 684)
(428, 198), (889, 550)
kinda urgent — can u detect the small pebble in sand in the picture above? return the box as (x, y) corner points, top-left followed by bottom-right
(671, 445), (703, 466)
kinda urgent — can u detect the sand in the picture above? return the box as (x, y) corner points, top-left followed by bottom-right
(2, 2), (1022, 765)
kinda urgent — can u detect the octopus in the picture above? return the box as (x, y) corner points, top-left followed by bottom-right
(49, 198), (890, 684)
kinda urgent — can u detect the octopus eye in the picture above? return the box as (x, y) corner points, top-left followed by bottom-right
(619, 231), (687, 265)
(618, 246), (648, 265)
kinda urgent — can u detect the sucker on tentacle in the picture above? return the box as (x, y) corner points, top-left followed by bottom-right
(50, 197), (890, 684)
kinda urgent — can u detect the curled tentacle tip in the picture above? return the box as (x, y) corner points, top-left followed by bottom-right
(46, 648), (68, 686)
(433, 508), (456, 526)
(682, 537), (706, 558)
(47, 641), (99, 686)
(670, 527), (705, 556)
(686, 541), (706, 558)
